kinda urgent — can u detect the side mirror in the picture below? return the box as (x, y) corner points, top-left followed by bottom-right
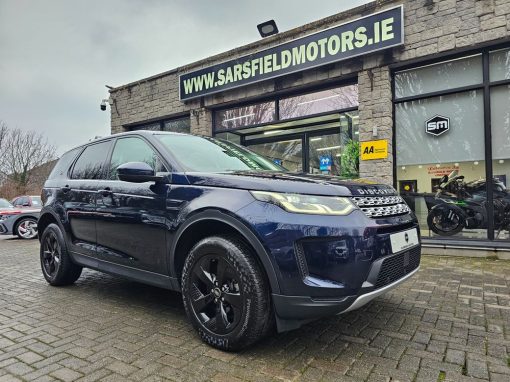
(117, 162), (166, 183)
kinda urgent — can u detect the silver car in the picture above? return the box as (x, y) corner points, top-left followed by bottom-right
(0, 198), (40, 239)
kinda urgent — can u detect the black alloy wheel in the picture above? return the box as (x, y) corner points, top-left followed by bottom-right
(40, 223), (82, 286)
(189, 255), (242, 335)
(182, 235), (273, 351)
(42, 230), (61, 278)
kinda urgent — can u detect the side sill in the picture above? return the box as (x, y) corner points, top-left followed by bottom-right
(70, 251), (180, 291)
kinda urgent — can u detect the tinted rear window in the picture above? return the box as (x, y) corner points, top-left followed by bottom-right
(48, 148), (81, 180)
(71, 141), (112, 180)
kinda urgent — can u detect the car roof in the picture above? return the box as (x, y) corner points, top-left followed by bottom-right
(62, 130), (192, 156)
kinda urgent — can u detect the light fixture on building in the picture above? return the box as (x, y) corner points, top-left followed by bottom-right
(257, 20), (279, 38)
(317, 145), (342, 151)
(263, 130), (283, 135)
(499, 159), (505, 164)
(418, 165), (423, 169)
(474, 161), (479, 165)
(401, 166), (406, 170)
(310, 137), (322, 141)
(454, 163), (459, 167)
(436, 164), (440, 167)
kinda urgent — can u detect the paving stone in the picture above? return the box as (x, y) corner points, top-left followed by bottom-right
(445, 349), (466, 365)
(466, 358), (490, 380)
(1, 236), (510, 382)
(50, 367), (83, 382)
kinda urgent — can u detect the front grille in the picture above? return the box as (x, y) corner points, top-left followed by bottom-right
(352, 195), (410, 218)
(375, 246), (420, 288)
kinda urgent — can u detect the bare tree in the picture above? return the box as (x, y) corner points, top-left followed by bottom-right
(0, 121), (7, 157)
(0, 123), (56, 196)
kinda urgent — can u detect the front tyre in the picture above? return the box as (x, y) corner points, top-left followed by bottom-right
(40, 223), (82, 286)
(427, 206), (465, 236)
(181, 236), (272, 351)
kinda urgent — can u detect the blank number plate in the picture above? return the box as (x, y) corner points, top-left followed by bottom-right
(390, 228), (419, 253)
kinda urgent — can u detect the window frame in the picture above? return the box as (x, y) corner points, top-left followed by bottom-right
(126, 114), (191, 133)
(391, 43), (510, 242)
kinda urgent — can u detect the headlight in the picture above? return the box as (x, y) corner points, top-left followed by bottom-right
(250, 191), (357, 216)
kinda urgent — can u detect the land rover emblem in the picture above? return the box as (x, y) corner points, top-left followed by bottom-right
(426, 115), (450, 136)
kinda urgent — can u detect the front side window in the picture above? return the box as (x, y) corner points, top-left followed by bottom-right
(156, 135), (283, 172)
(109, 137), (168, 179)
(12, 197), (28, 207)
(71, 141), (112, 180)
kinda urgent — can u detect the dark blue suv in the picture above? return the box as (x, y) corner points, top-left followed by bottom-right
(39, 131), (421, 350)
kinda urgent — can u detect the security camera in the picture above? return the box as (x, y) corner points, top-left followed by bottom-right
(100, 99), (108, 111)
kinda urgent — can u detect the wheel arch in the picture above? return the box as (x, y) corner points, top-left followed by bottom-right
(171, 210), (281, 294)
(37, 211), (60, 241)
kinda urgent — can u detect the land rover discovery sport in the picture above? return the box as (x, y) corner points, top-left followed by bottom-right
(38, 131), (421, 350)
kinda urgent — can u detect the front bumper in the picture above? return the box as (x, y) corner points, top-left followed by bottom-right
(271, 245), (421, 324)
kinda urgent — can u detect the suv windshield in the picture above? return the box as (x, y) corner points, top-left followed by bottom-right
(156, 134), (285, 172)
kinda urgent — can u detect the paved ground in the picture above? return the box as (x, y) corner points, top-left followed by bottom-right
(0, 237), (509, 382)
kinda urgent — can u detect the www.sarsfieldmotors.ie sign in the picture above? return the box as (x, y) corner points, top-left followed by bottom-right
(179, 6), (403, 101)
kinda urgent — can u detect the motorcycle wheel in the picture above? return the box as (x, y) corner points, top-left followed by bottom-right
(427, 207), (465, 236)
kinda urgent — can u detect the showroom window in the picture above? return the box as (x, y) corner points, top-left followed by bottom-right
(394, 47), (510, 242)
(213, 84), (359, 177)
(129, 116), (190, 133)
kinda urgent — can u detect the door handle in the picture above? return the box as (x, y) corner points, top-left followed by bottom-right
(98, 187), (112, 197)
(61, 185), (71, 193)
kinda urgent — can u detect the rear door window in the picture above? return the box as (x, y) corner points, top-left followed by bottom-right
(71, 141), (112, 180)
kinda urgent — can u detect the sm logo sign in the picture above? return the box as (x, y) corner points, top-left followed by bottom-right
(426, 115), (450, 136)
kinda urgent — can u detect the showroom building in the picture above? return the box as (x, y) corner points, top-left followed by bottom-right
(108, 0), (510, 253)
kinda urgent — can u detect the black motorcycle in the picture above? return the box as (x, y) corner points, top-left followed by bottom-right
(425, 170), (510, 237)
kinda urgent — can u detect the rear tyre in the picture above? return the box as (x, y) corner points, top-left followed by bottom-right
(181, 235), (272, 351)
(15, 217), (38, 239)
(40, 223), (82, 286)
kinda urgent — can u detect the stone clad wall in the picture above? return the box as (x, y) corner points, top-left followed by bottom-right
(110, 0), (510, 182)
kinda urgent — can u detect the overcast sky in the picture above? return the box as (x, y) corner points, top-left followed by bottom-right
(0, 0), (371, 154)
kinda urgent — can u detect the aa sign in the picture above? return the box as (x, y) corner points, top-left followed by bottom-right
(360, 140), (388, 160)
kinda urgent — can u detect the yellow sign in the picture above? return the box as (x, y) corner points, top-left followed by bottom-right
(360, 140), (388, 160)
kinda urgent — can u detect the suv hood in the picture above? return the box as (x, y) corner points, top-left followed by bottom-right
(184, 171), (396, 197)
